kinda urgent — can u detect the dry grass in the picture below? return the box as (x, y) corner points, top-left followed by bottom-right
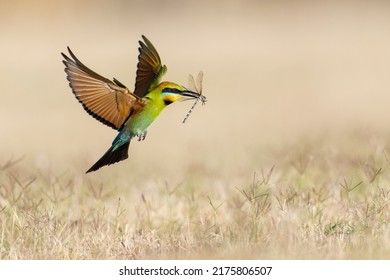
(1, 131), (390, 259)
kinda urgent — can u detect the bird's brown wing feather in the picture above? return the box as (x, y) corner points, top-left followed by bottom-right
(133, 35), (167, 98)
(62, 47), (138, 130)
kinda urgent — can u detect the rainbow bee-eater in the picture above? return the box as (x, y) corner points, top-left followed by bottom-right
(62, 35), (206, 173)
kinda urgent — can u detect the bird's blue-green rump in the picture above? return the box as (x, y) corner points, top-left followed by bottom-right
(61, 36), (206, 173)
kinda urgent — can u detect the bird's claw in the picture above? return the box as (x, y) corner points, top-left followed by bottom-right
(138, 131), (147, 141)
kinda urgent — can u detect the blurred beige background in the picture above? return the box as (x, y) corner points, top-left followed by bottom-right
(1, 0), (390, 173)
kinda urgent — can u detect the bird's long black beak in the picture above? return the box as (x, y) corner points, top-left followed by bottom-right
(179, 89), (207, 103)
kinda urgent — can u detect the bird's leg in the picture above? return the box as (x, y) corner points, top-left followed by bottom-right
(138, 131), (147, 141)
(142, 130), (147, 140)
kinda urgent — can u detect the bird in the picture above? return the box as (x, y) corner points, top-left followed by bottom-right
(61, 35), (206, 173)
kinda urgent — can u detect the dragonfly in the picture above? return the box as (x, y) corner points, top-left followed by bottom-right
(182, 71), (207, 123)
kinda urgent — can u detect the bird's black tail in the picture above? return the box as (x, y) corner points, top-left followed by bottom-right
(86, 141), (130, 173)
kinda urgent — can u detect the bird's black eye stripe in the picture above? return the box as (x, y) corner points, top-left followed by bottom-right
(163, 87), (180, 93)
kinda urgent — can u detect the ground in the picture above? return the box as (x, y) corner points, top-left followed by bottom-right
(1, 130), (390, 259)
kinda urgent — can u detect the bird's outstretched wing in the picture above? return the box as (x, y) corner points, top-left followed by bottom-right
(62, 47), (139, 130)
(134, 35), (167, 97)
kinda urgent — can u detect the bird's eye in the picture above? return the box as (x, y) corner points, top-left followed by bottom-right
(163, 87), (181, 93)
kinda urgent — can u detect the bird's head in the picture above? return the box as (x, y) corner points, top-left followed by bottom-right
(160, 82), (202, 105)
